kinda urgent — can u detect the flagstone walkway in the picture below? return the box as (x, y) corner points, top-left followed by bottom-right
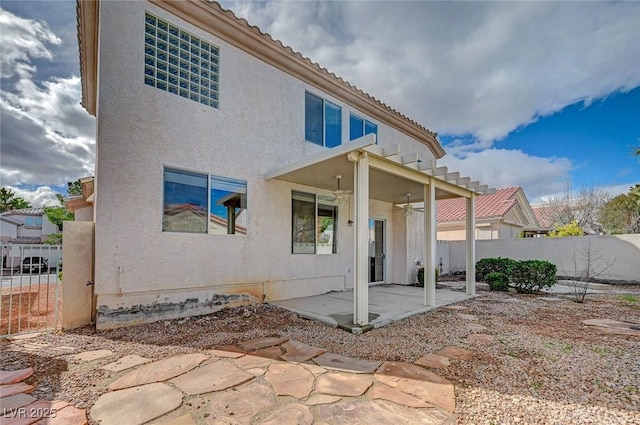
(1, 306), (497, 425)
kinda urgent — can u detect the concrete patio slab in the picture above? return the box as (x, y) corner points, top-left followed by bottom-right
(270, 284), (473, 329)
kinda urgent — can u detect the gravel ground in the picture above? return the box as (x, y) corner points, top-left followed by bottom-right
(1, 287), (639, 424)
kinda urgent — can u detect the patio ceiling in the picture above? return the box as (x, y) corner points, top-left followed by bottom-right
(264, 135), (493, 203)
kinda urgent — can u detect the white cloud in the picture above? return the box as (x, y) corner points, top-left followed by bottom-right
(226, 1), (640, 142)
(0, 7), (95, 187)
(438, 149), (573, 201)
(8, 185), (61, 208)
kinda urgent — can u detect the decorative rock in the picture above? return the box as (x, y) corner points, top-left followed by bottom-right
(305, 394), (341, 406)
(375, 362), (455, 412)
(170, 361), (253, 395)
(0, 382), (34, 398)
(318, 399), (451, 425)
(313, 352), (381, 374)
(279, 340), (326, 363)
(441, 305), (469, 311)
(264, 363), (314, 398)
(434, 346), (474, 361)
(69, 349), (114, 363)
(154, 414), (197, 425)
(315, 372), (373, 397)
(108, 353), (209, 390)
(0, 367), (33, 385)
(415, 353), (450, 369)
(100, 355), (152, 372)
(456, 313), (478, 321)
(238, 337), (288, 351)
(206, 381), (276, 425)
(467, 334), (495, 344)
(91, 383), (183, 425)
(467, 323), (487, 332)
(369, 382), (433, 408)
(0, 393), (36, 411)
(257, 403), (313, 425)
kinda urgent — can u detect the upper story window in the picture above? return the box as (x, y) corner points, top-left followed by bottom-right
(349, 113), (378, 142)
(163, 168), (247, 235)
(145, 13), (219, 108)
(305, 92), (342, 148)
(25, 217), (42, 227)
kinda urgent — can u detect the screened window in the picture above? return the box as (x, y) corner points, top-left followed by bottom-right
(305, 92), (342, 148)
(292, 191), (337, 254)
(163, 168), (247, 235)
(144, 13), (220, 108)
(349, 113), (378, 142)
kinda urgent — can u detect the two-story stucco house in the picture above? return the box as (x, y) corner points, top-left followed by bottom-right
(77, 0), (490, 329)
(0, 208), (58, 244)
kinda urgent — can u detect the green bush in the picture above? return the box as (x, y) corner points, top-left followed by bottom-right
(486, 272), (510, 291)
(417, 267), (439, 287)
(510, 260), (557, 294)
(476, 257), (517, 281)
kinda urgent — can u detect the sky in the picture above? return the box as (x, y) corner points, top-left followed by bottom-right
(0, 1), (639, 208)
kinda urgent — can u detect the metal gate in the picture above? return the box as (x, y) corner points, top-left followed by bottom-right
(1, 244), (62, 337)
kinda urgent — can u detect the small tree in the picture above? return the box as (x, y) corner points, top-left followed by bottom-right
(567, 240), (615, 303)
(548, 220), (584, 237)
(44, 207), (74, 232)
(544, 182), (611, 234)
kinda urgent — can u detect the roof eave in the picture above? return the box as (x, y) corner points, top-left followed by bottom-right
(77, 0), (99, 116)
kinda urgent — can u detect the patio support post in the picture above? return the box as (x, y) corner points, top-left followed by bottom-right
(351, 151), (370, 325)
(424, 182), (436, 306)
(466, 193), (476, 295)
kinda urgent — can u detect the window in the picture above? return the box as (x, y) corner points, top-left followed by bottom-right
(144, 13), (220, 108)
(305, 92), (342, 148)
(292, 191), (337, 254)
(349, 113), (378, 142)
(25, 217), (42, 227)
(163, 168), (247, 234)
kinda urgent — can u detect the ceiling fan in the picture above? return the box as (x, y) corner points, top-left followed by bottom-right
(402, 193), (417, 216)
(333, 175), (352, 205)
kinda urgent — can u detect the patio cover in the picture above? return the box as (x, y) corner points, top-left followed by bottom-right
(265, 134), (491, 327)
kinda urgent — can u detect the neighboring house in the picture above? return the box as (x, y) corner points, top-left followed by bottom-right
(65, 176), (95, 222)
(437, 187), (540, 240)
(531, 204), (572, 236)
(0, 208), (58, 244)
(77, 0), (491, 329)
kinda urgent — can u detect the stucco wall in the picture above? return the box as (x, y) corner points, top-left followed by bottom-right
(62, 221), (94, 329)
(93, 1), (435, 326)
(447, 235), (640, 283)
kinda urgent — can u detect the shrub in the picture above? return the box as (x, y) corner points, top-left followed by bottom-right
(510, 260), (557, 293)
(476, 257), (516, 281)
(417, 267), (439, 287)
(486, 272), (510, 291)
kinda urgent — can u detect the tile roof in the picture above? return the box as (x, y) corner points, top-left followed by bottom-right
(531, 205), (570, 229)
(1, 208), (45, 216)
(437, 187), (521, 222)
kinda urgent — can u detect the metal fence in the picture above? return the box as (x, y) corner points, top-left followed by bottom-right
(1, 244), (62, 336)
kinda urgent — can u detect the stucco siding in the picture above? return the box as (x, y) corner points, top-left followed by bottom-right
(93, 1), (431, 324)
